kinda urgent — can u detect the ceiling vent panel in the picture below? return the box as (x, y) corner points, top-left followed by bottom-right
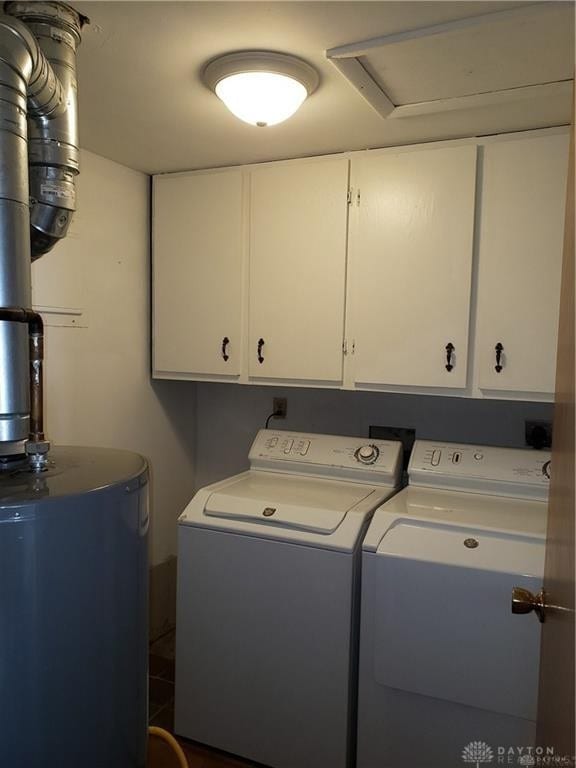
(327, 3), (574, 119)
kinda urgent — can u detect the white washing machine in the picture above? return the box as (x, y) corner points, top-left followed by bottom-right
(175, 429), (403, 768)
(357, 439), (550, 768)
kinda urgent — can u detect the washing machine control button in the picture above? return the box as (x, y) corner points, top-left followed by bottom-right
(295, 439), (310, 456)
(355, 445), (379, 465)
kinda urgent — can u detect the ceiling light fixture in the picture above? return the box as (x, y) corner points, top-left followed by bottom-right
(203, 51), (319, 127)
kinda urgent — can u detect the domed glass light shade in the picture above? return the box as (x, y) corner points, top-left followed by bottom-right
(204, 52), (319, 127)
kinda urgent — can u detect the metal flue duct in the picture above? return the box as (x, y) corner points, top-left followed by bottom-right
(6, 2), (86, 259)
(0, 2), (85, 462)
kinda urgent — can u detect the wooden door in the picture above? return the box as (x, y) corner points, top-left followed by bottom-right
(475, 132), (569, 395)
(351, 144), (477, 389)
(248, 157), (349, 384)
(536, 120), (574, 760)
(153, 169), (244, 378)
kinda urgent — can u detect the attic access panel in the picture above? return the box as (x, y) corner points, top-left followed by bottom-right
(326, 3), (574, 120)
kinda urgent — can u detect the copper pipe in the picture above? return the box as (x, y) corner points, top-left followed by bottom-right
(29, 328), (43, 440)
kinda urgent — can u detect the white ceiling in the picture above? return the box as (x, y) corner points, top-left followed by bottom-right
(74, 1), (574, 175)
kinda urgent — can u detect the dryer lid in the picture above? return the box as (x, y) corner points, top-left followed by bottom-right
(372, 516), (544, 720)
(362, 486), (547, 552)
(376, 517), (544, 571)
(204, 472), (376, 534)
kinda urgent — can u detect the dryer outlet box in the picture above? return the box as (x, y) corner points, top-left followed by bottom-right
(525, 421), (552, 449)
(369, 426), (415, 471)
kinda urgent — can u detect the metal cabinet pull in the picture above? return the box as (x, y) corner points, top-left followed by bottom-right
(445, 343), (455, 372)
(495, 342), (504, 373)
(257, 338), (265, 364)
(221, 336), (230, 362)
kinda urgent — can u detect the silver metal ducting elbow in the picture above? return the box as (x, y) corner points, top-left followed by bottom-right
(4, 1), (86, 260)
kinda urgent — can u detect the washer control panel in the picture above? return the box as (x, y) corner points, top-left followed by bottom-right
(409, 440), (551, 499)
(249, 430), (402, 484)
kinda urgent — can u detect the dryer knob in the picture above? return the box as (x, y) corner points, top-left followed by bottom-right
(355, 445), (379, 464)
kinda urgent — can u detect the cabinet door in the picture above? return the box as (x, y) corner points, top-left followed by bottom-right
(248, 158), (349, 383)
(153, 170), (244, 378)
(475, 133), (568, 395)
(351, 145), (477, 388)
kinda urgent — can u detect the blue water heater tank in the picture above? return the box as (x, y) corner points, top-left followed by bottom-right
(0, 446), (149, 767)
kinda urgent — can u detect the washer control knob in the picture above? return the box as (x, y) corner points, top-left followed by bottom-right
(355, 444), (379, 465)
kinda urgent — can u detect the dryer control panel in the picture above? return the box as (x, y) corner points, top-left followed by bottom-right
(409, 440), (550, 500)
(249, 430), (403, 486)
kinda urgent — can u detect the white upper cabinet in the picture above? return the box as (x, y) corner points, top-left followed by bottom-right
(349, 145), (477, 389)
(474, 132), (569, 395)
(151, 129), (567, 398)
(248, 157), (349, 384)
(153, 169), (244, 378)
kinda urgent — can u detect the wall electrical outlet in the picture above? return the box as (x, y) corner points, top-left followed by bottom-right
(273, 398), (287, 419)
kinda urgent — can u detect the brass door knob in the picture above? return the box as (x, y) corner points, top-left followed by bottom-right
(511, 587), (546, 623)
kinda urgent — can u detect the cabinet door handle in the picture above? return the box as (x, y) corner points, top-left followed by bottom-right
(495, 342), (504, 373)
(221, 336), (230, 362)
(445, 342), (455, 372)
(257, 338), (265, 364)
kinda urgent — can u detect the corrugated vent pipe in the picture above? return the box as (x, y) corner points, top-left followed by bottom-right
(0, 2), (86, 466)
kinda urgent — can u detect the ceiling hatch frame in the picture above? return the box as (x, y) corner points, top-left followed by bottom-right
(325, 2), (574, 120)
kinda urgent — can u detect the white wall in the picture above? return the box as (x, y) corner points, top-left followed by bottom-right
(32, 150), (196, 567)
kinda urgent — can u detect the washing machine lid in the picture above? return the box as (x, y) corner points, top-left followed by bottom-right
(204, 472), (376, 534)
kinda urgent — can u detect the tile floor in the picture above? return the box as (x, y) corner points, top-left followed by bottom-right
(149, 631), (259, 768)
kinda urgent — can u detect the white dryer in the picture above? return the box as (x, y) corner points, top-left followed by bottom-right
(357, 439), (550, 768)
(175, 429), (403, 768)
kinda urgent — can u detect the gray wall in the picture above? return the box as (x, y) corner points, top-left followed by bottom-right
(195, 383), (553, 487)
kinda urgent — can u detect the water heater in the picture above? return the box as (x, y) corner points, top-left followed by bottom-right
(0, 447), (149, 767)
(0, 5), (150, 765)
